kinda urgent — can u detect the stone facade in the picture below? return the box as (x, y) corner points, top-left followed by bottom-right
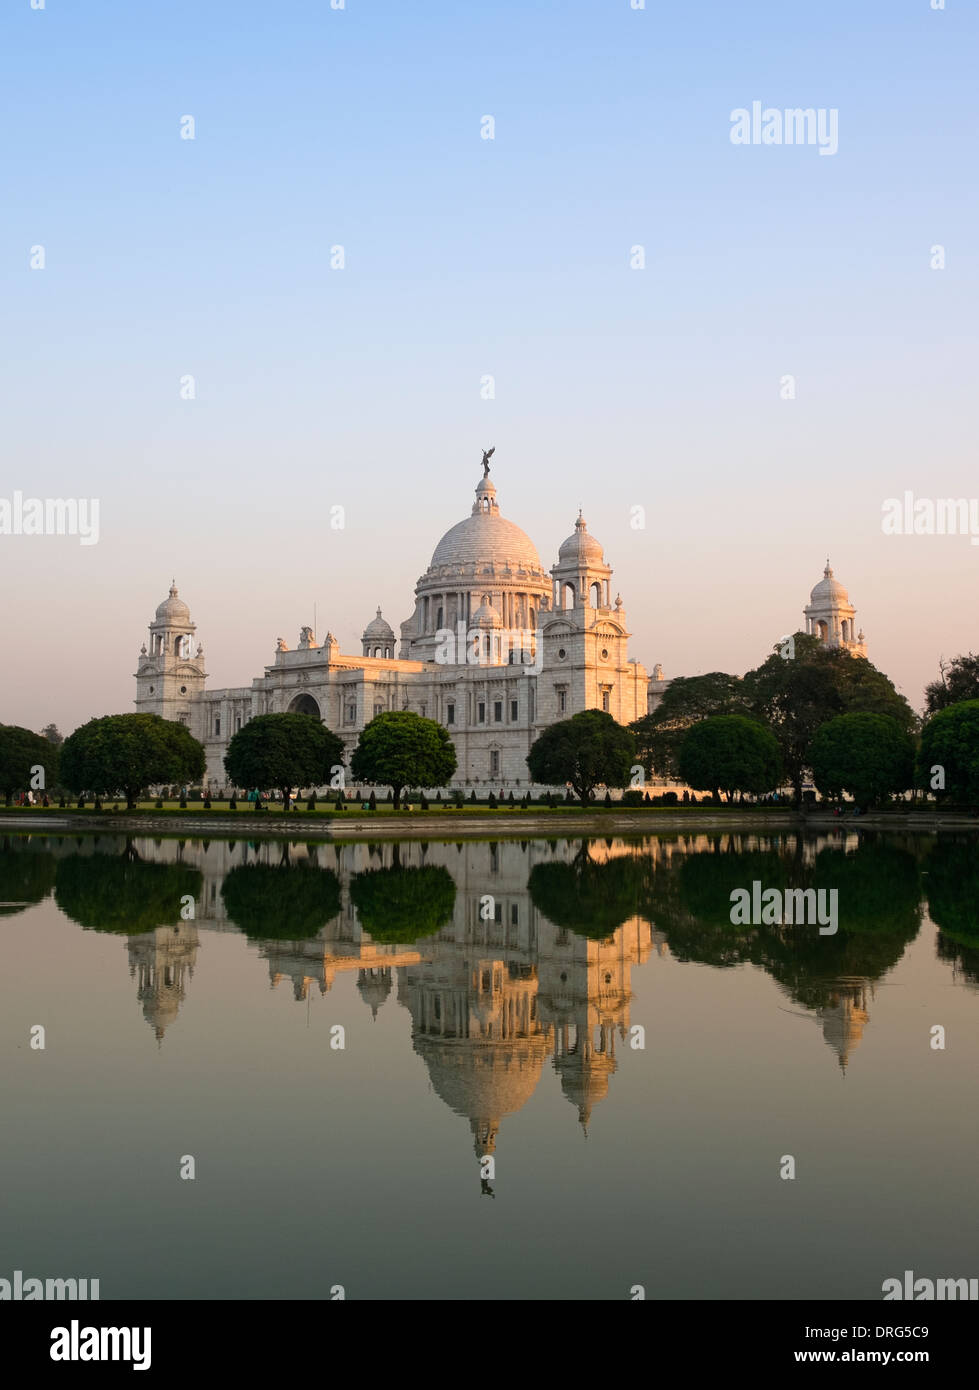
(134, 467), (655, 791)
(133, 469), (867, 792)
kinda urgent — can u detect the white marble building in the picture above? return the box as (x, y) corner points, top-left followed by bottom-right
(134, 466), (655, 791)
(133, 464), (865, 791)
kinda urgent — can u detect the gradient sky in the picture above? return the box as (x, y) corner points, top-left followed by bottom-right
(1, 0), (976, 732)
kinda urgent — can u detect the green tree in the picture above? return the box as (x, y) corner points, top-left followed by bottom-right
(809, 713), (914, 804)
(526, 709), (635, 803)
(349, 863), (456, 942)
(743, 634), (915, 803)
(917, 699), (979, 803)
(528, 846), (644, 939)
(0, 838), (57, 917)
(350, 711), (456, 810)
(60, 714), (205, 806)
(924, 653), (979, 714)
(631, 672), (745, 780)
(0, 724), (57, 802)
(925, 840), (979, 947)
(55, 846), (203, 933)
(677, 715), (782, 801)
(221, 859), (342, 939)
(223, 712), (344, 805)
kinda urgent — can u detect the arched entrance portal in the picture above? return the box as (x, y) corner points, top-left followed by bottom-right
(287, 693), (321, 718)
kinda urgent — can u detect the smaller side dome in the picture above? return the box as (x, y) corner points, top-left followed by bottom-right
(155, 581), (191, 623)
(810, 559), (849, 604)
(558, 512), (605, 564)
(472, 600), (503, 627)
(363, 606), (395, 640)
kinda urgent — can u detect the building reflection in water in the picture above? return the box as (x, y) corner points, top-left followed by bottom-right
(21, 830), (914, 1168)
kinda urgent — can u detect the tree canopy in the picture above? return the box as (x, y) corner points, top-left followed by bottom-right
(350, 711), (456, 810)
(348, 863), (456, 942)
(0, 838), (57, 917)
(221, 860), (342, 939)
(925, 653), (979, 714)
(0, 724), (58, 800)
(527, 846), (644, 939)
(631, 672), (746, 781)
(526, 709), (635, 802)
(809, 712), (914, 805)
(917, 699), (979, 804)
(742, 634), (915, 802)
(223, 712), (345, 797)
(54, 848), (203, 933)
(677, 715), (782, 800)
(59, 714), (204, 804)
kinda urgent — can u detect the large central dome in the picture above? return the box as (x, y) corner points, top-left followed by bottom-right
(430, 474), (544, 573)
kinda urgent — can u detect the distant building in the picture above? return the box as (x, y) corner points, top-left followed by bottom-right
(804, 560), (867, 656)
(135, 464), (656, 789)
(133, 463), (868, 790)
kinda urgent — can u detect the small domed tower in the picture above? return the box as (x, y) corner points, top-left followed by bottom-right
(804, 560), (866, 656)
(550, 511), (612, 613)
(539, 514), (647, 725)
(362, 607), (396, 658)
(135, 581), (207, 727)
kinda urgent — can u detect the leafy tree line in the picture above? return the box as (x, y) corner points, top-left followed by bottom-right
(21, 631), (979, 812)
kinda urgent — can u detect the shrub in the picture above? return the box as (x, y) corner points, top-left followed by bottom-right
(179, 795), (187, 808)
(621, 789), (644, 807)
(369, 790), (377, 810)
(488, 792), (498, 809)
(469, 789), (477, 803)
(420, 793), (429, 810)
(203, 796), (211, 809)
(604, 790), (612, 805)
(155, 798), (164, 809)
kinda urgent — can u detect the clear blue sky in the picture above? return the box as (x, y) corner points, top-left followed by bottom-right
(2, 0), (976, 728)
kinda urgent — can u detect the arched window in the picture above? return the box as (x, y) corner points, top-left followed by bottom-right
(287, 693), (321, 718)
(562, 582), (575, 610)
(436, 606), (443, 630)
(590, 581), (602, 608)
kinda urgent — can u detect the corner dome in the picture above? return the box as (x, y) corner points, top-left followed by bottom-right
(558, 512), (604, 564)
(155, 582), (190, 623)
(810, 561), (849, 604)
(472, 600), (502, 627)
(363, 607), (395, 639)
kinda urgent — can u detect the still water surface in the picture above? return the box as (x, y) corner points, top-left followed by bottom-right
(1, 828), (977, 1300)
